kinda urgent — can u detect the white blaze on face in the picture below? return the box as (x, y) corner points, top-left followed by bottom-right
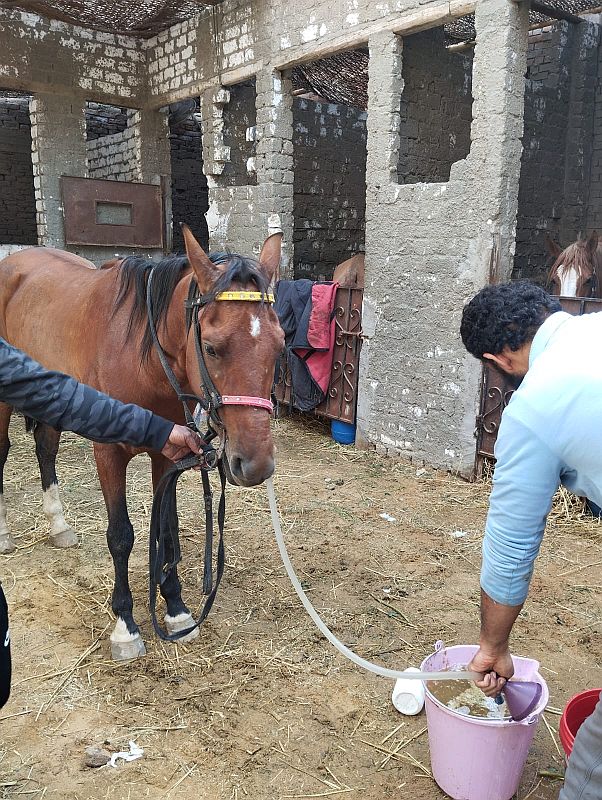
(250, 315), (261, 338)
(559, 265), (578, 297)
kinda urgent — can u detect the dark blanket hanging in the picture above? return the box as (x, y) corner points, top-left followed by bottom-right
(274, 279), (338, 412)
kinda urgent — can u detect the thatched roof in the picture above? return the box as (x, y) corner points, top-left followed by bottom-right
(4, 0), (601, 38)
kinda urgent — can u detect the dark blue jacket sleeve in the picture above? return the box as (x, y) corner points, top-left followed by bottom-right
(0, 338), (173, 451)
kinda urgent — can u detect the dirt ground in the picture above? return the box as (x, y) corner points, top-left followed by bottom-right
(0, 414), (601, 800)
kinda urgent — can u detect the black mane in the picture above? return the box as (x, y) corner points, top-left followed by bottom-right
(113, 252), (269, 360)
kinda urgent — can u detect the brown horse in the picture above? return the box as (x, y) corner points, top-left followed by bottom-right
(332, 253), (365, 288)
(0, 226), (284, 657)
(546, 231), (602, 298)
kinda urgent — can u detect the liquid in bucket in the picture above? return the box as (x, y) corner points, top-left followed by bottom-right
(427, 679), (509, 720)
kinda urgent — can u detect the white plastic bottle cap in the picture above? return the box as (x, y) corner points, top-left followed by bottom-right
(391, 667), (425, 716)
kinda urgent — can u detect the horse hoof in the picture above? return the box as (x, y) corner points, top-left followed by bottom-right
(165, 612), (200, 643)
(110, 634), (146, 661)
(49, 527), (78, 549)
(0, 535), (16, 555)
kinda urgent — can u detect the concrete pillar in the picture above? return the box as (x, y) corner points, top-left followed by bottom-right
(255, 69), (294, 278)
(357, 0), (529, 475)
(200, 73), (294, 272)
(29, 93), (87, 248)
(129, 108), (172, 251)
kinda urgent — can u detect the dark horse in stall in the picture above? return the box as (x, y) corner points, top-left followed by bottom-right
(545, 230), (602, 298)
(0, 226), (284, 657)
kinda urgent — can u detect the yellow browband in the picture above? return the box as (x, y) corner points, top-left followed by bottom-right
(214, 291), (275, 303)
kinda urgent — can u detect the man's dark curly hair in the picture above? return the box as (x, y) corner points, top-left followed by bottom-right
(460, 281), (562, 359)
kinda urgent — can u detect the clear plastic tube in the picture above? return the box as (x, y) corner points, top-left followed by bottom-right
(266, 478), (479, 683)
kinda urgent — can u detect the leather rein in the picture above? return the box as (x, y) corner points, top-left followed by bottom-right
(146, 268), (275, 641)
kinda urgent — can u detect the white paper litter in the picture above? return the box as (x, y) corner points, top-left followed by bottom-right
(379, 512), (396, 523)
(108, 741), (144, 768)
(449, 529), (468, 538)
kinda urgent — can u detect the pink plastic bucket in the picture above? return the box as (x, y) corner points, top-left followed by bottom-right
(420, 643), (549, 800)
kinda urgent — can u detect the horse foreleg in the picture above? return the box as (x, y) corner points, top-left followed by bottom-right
(0, 404), (14, 554)
(151, 454), (199, 643)
(95, 443), (145, 661)
(33, 423), (78, 548)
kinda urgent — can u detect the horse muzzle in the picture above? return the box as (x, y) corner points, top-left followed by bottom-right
(224, 449), (275, 487)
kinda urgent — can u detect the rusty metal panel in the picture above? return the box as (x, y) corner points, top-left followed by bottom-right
(475, 295), (602, 473)
(61, 176), (164, 249)
(274, 287), (363, 424)
(315, 287), (363, 423)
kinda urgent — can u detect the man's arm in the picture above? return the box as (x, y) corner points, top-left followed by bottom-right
(0, 338), (199, 458)
(469, 408), (562, 692)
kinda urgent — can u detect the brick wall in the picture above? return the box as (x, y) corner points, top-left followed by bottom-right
(0, 8), (145, 105)
(169, 111), (209, 253)
(0, 96), (37, 245)
(293, 97), (367, 280)
(513, 21), (600, 284)
(85, 102), (128, 140)
(222, 79), (257, 187)
(586, 24), (602, 235)
(86, 110), (140, 182)
(398, 28), (473, 184)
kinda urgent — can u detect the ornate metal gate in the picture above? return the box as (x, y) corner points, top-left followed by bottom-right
(475, 296), (602, 474)
(274, 286), (363, 424)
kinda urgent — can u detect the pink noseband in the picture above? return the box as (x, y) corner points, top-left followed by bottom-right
(221, 395), (274, 413)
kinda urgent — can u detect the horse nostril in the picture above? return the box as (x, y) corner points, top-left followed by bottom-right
(229, 455), (243, 478)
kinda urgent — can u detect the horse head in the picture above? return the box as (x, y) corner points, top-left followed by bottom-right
(546, 231), (600, 298)
(181, 226), (284, 487)
(332, 253), (365, 288)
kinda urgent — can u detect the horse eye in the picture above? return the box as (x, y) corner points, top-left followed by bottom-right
(204, 343), (217, 358)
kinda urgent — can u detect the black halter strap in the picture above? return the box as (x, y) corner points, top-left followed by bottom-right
(184, 279), (225, 431)
(149, 457), (226, 641)
(146, 267), (224, 641)
(146, 267), (203, 429)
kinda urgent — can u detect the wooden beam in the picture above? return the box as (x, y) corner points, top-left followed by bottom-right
(530, 0), (583, 24)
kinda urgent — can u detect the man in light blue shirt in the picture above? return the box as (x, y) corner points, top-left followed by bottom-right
(461, 281), (602, 799)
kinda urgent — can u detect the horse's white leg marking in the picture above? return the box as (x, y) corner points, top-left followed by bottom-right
(0, 495), (15, 554)
(559, 265), (578, 297)
(165, 611), (200, 643)
(110, 617), (146, 661)
(250, 315), (261, 338)
(43, 484), (78, 548)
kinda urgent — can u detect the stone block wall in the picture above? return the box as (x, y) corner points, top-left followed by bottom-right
(222, 79), (257, 187)
(398, 28), (473, 184)
(0, 8), (145, 104)
(0, 96), (37, 244)
(292, 97), (367, 280)
(147, 17), (201, 103)
(86, 111), (140, 182)
(169, 112), (209, 253)
(586, 20), (602, 235)
(357, 0), (529, 475)
(513, 20), (601, 285)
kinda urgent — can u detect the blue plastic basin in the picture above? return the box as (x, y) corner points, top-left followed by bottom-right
(331, 419), (356, 445)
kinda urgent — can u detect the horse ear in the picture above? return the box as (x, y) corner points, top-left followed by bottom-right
(258, 232), (282, 284)
(587, 230), (599, 254)
(545, 233), (562, 259)
(181, 224), (221, 293)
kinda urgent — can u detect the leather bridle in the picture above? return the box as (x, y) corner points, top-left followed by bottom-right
(145, 267), (275, 641)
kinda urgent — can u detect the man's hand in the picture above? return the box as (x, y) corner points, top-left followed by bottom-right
(161, 424), (202, 463)
(469, 589), (523, 696)
(468, 645), (514, 697)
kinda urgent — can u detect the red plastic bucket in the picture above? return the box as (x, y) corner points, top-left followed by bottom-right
(559, 689), (601, 758)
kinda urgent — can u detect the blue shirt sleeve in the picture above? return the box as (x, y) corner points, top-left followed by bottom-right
(481, 409), (562, 606)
